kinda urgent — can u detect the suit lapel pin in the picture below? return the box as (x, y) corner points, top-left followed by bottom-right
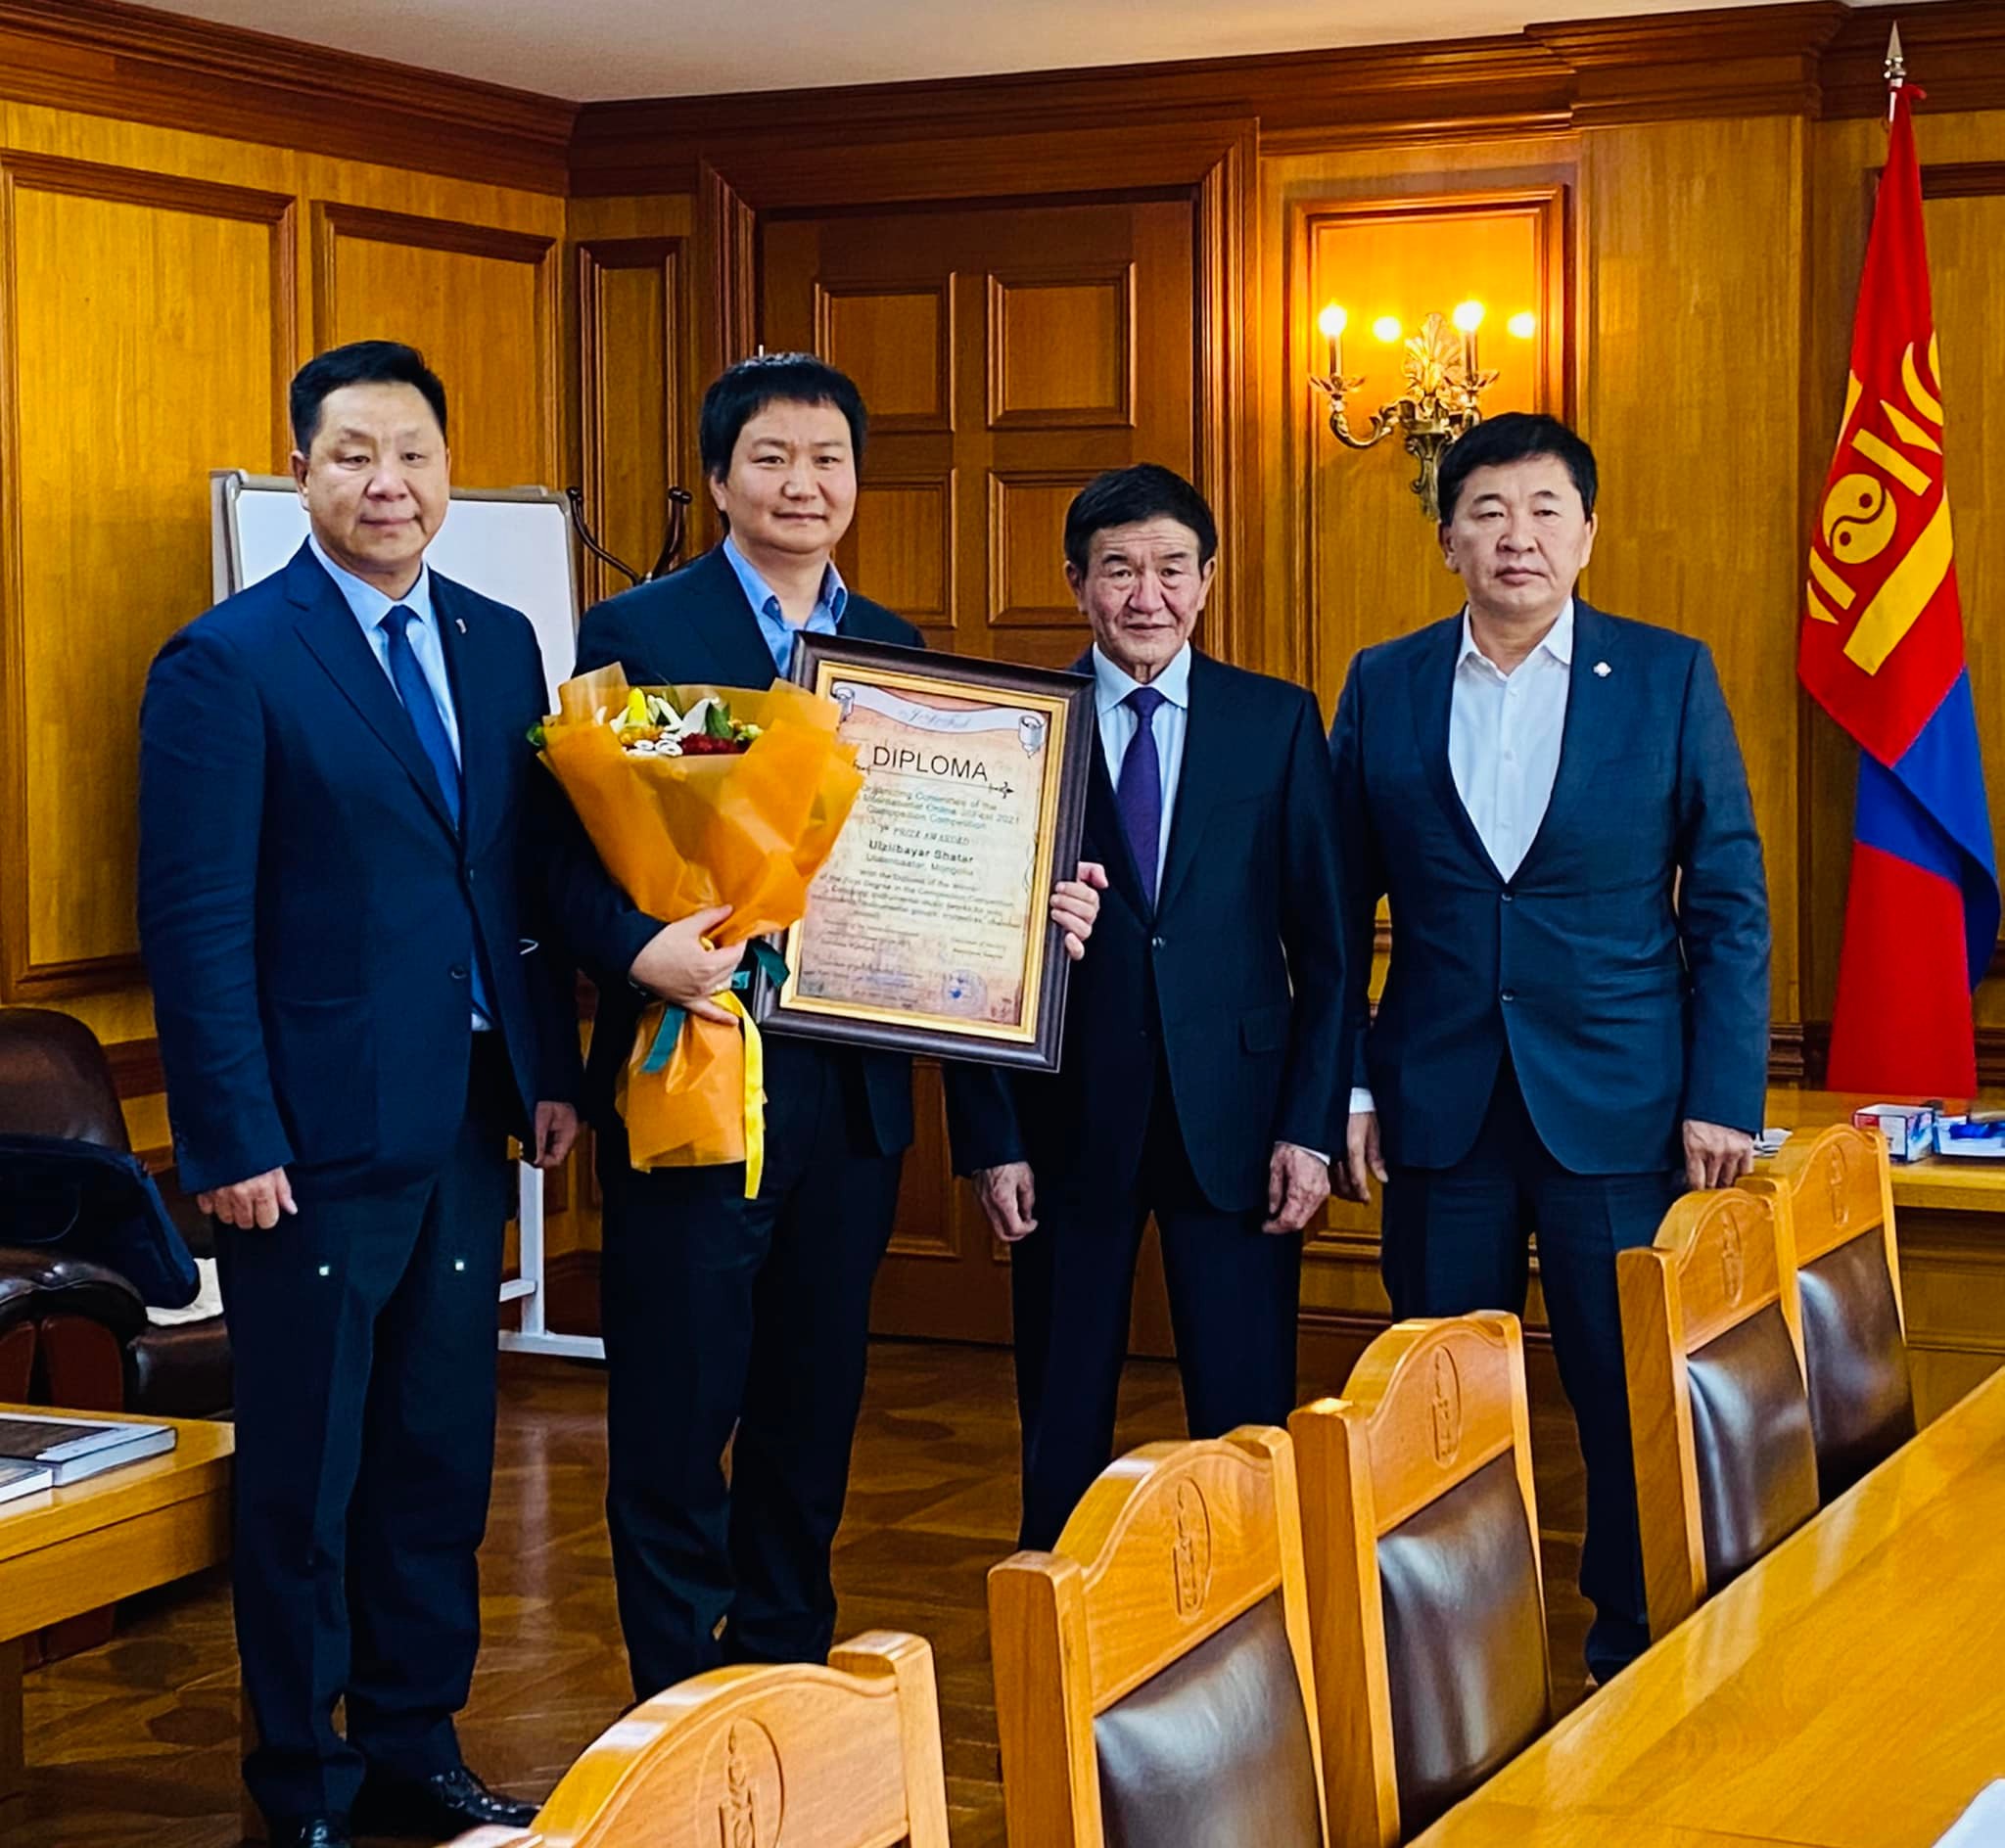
(1593, 661), (1611, 677)
(455, 617), (467, 634)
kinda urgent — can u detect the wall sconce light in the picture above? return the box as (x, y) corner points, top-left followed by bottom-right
(1312, 300), (1537, 520)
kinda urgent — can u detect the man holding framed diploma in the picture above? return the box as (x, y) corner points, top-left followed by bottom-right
(548, 353), (1101, 1703)
(946, 465), (1347, 1551)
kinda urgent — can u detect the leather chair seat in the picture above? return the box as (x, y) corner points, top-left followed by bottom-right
(1686, 1304), (1819, 1589)
(1378, 1451), (1548, 1836)
(127, 1320), (233, 1419)
(1094, 1592), (1323, 1848)
(1797, 1229), (1916, 1502)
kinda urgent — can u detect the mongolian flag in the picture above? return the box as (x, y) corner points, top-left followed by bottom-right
(1799, 75), (1998, 1095)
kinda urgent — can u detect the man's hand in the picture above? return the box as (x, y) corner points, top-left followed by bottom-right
(199, 1167), (297, 1230)
(1337, 1110), (1387, 1206)
(1264, 1141), (1330, 1235)
(974, 1161), (1039, 1243)
(532, 1101), (580, 1170)
(629, 903), (741, 1023)
(1683, 1119), (1755, 1190)
(1050, 861), (1109, 961)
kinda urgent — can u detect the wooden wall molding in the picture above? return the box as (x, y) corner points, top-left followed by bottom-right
(311, 202), (562, 486)
(577, 234), (688, 603)
(0, 153), (296, 1000)
(571, 0), (2005, 195)
(0, 0), (572, 194)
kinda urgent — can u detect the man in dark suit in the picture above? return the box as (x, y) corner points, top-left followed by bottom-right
(948, 464), (1346, 1550)
(551, 353), (1101, 1701)
(1329, 411), (1770, 1683)
(139, 342), (577, 1848)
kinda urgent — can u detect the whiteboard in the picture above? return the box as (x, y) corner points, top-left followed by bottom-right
(210, 471), (580, 706)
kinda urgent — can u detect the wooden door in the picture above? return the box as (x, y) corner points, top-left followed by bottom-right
(763, 197), (1195, 1343)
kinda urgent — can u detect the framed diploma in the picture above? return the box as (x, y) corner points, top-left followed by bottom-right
(754, 634), (1094, 1070)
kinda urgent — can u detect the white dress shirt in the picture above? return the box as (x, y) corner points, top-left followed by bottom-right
(1093, 640), (1191, 894)
(1351, 600), (1574, 1119)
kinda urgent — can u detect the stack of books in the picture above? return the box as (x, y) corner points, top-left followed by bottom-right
(0, 1411), (176, 1501)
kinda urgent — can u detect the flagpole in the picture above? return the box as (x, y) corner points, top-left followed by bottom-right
(1886, 23), (1904, 122)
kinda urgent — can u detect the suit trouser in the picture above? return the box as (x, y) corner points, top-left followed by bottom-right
(1010, 1069), (1303, 1551)
(597, 1040), (904, 1701)
(1380, 1053), (1681, 1683)
(216, 1033), (515, 1824)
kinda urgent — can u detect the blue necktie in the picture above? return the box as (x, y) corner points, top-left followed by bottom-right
(382, 605), (491, 1020)
(1116, 685), (1167, 910)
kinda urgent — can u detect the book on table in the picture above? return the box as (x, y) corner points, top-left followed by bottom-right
(0, 1455), (54, 1505)
(0, 1412), (176, 1485)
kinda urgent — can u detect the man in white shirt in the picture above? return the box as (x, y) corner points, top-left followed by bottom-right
(1329, 412), (1770, 1682)
(950, 464), (1346, 1549)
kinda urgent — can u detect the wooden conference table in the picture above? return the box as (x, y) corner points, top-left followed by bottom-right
(0, 1409), (232, 1814)
(1415, 1363), (2005, 1847)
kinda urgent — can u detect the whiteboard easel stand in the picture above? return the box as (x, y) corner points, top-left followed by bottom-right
(499, 1162), (605, 1362)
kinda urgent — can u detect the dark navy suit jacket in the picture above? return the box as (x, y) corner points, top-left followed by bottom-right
(948, 649), (1346, 1216)
(554, 545), (920, 1156)
(1329, 601), (1770, 1176)
(138, 543), (579, 1198)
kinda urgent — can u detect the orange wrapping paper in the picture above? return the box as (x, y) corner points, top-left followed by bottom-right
(538, 664), (863, 1174)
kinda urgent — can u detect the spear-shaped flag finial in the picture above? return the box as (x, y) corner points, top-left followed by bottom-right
(1886, 22), (1906, 119)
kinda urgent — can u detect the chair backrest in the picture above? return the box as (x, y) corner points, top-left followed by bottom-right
(1743, 1124), (1915, 1502)
(989, 1425), (1328, 1848)
(1290, 1313), (1550, 1847)
(0, 1007), (129, 1150)
(1618, 1187), (1819, 1638)
(443, 1631), (950, 1848)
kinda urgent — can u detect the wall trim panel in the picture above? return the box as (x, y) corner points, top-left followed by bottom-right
(0, 152), (296, 999)
(311, 202), (561, 487)
(0, 0), (572, 193)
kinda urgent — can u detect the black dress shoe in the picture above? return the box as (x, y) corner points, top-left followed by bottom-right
(351, 1765), (537, 1837)
(268, 1818), (350, 1848)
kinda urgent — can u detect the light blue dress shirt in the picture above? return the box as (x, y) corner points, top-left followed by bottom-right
(308, 533), (462, 766)
(308, 534), (487, 1027)
(723, 534), (848, 676)
(1092, 640), (1191, 894)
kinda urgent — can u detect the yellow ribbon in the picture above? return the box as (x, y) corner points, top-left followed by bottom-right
(714, 989), (767, 1200)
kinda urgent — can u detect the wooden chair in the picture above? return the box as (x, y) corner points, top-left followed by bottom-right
(1618, 1186), (1819, 1639)
(1290, 1313), (1551, 1847)
(1743, 1123), (1915, 1502)
(442, 1631), (949, 1848)
(989, 1425), (1328, 1848)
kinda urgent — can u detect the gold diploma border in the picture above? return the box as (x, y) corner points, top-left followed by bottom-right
(777, 660), (1070, 1043)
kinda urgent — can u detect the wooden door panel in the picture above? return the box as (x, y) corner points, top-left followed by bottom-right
(762, 194), (1194, 1344)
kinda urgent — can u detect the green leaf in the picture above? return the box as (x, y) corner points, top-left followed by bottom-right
(705, 700), (735, 740)
(527, 722), (547, 749)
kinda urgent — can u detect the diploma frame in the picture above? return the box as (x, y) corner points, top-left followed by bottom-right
(753, 634), (1093, 1071)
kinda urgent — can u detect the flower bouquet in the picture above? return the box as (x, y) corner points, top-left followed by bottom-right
(536, 663), (863, 1190)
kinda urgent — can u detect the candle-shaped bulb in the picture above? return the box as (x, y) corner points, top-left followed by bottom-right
(1372, 315), (1403, 344)
(1451, 300), (1485, 335)
(1317, 303), (1346, 380)
(1507, 310), (1537, 340)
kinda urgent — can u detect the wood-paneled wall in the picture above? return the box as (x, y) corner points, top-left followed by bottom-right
(9, 0), (2005, 1327)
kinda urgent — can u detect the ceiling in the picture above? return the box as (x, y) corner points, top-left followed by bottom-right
(143, 0), (1921, 104)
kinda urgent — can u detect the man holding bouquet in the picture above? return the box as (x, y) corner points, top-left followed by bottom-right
(555, 353), (1102, 1700)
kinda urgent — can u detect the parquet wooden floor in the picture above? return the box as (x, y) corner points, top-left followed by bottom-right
(7, 1337), (1591, 1847)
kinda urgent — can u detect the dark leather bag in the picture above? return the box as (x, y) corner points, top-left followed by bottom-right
(0, 1134), (199, 1309)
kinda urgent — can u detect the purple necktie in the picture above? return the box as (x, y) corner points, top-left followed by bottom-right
(1116, 685), (1167, 909)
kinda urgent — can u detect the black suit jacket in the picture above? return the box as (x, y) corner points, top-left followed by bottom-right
(947, 649), (1345, 1216)
(551, 545), (921, 1156)
(138, 543), (579, 1197)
